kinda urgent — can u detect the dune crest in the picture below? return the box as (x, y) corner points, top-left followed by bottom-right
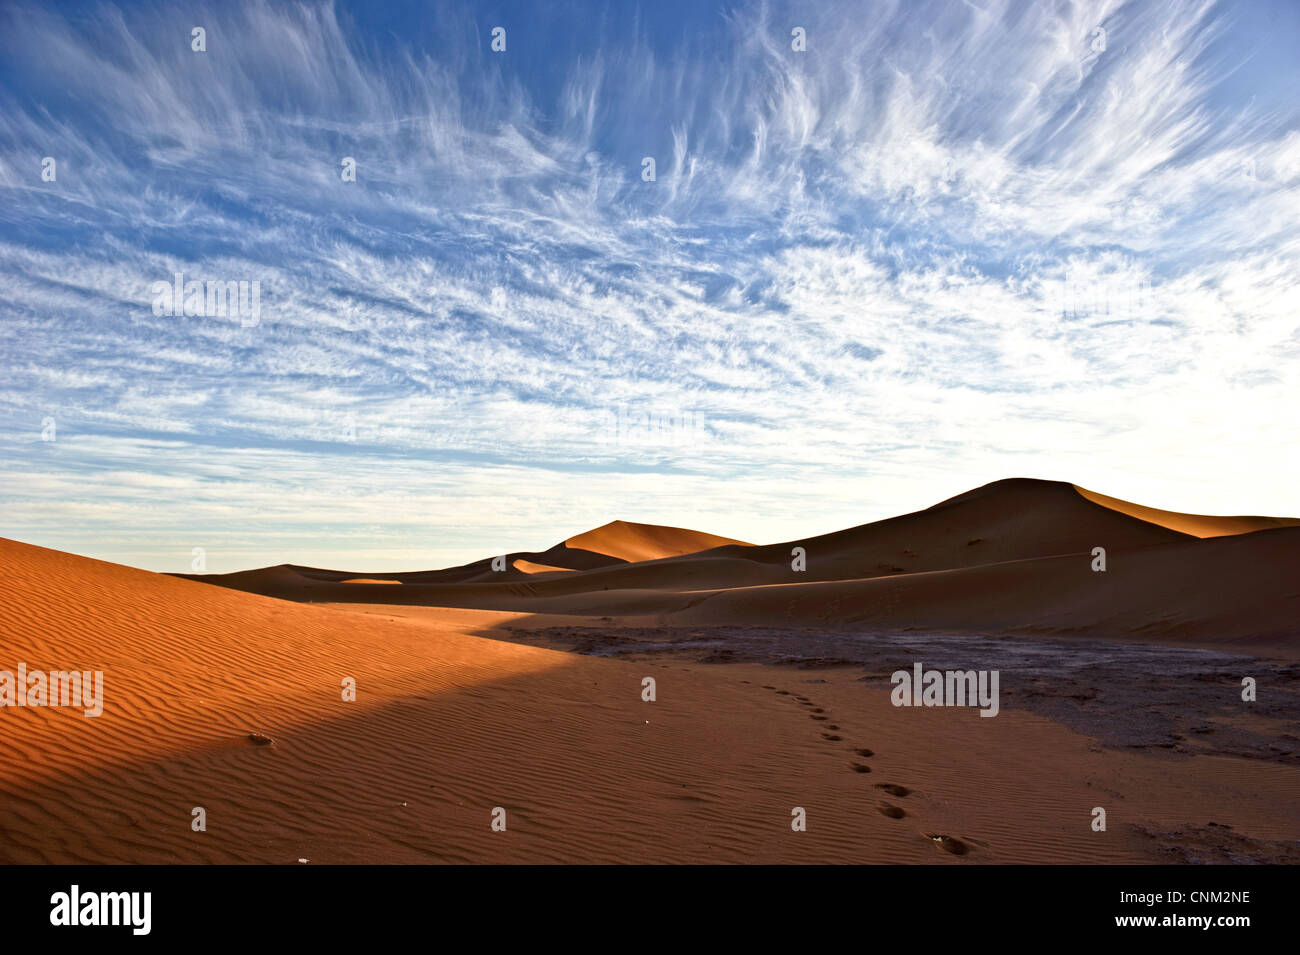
(563, 519), (751, 563)
(511, 559), (578, 575)
(1072, 484), (1300, 538)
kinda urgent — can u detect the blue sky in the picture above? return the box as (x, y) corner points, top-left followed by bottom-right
(1, 0), (1297, 573)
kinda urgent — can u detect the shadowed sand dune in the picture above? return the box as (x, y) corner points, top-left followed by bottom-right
(482, 527), (1300, 653)
(3, 535), (1298, 864)
(663, 528), (1300, 649)
(703, 477), (1198, 582)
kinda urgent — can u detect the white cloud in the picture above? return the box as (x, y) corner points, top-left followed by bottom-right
(0, 0), (1296, 570)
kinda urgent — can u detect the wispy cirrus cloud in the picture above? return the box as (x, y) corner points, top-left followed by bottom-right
(1, 0), (1296, 571)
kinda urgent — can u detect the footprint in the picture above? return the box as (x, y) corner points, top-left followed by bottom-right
(247, 733), (274, 747)
(854, 748), (874, 757)
(821, 733), (843, 741)
(926, 834), (969, 856)
(878, 804), (906, 819)
(874, 783), (911, 797)
(825, 724), (840, 731)
(795, 696), (810, 701)
(811, 707), (825, 713)
(776, 690), (791, 696)
(811, 715), (828, 721)
(850, 763), (872, 774)
(762, 685), (776, 690)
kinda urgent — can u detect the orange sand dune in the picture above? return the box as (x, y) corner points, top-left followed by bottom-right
(4, 535), (1296, 864)
(1074, 485), (1300, 538)
(510, 558), (577, 575)
(564, 519), (750, 563)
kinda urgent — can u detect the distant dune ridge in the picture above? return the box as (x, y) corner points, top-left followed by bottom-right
(207, 519), (751, 590)
(178, 478), (1300, 650)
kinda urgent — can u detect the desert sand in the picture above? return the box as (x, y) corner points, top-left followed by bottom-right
(1, 478), (1297, 863)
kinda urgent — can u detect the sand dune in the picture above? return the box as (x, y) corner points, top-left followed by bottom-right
(564, 519), (750, 563)
(722, 478), (1194, 582)
(1073, 485), (1300, 538)
(193, 518), (749, 592)
(186, 479), (1300, 652)
(4, 534), (1296, 864)
(661, 527), (1300, 651)
(510, 559), (578, 575)
(212, 478), (1220, 599)
(313, 530), (1298, 655)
